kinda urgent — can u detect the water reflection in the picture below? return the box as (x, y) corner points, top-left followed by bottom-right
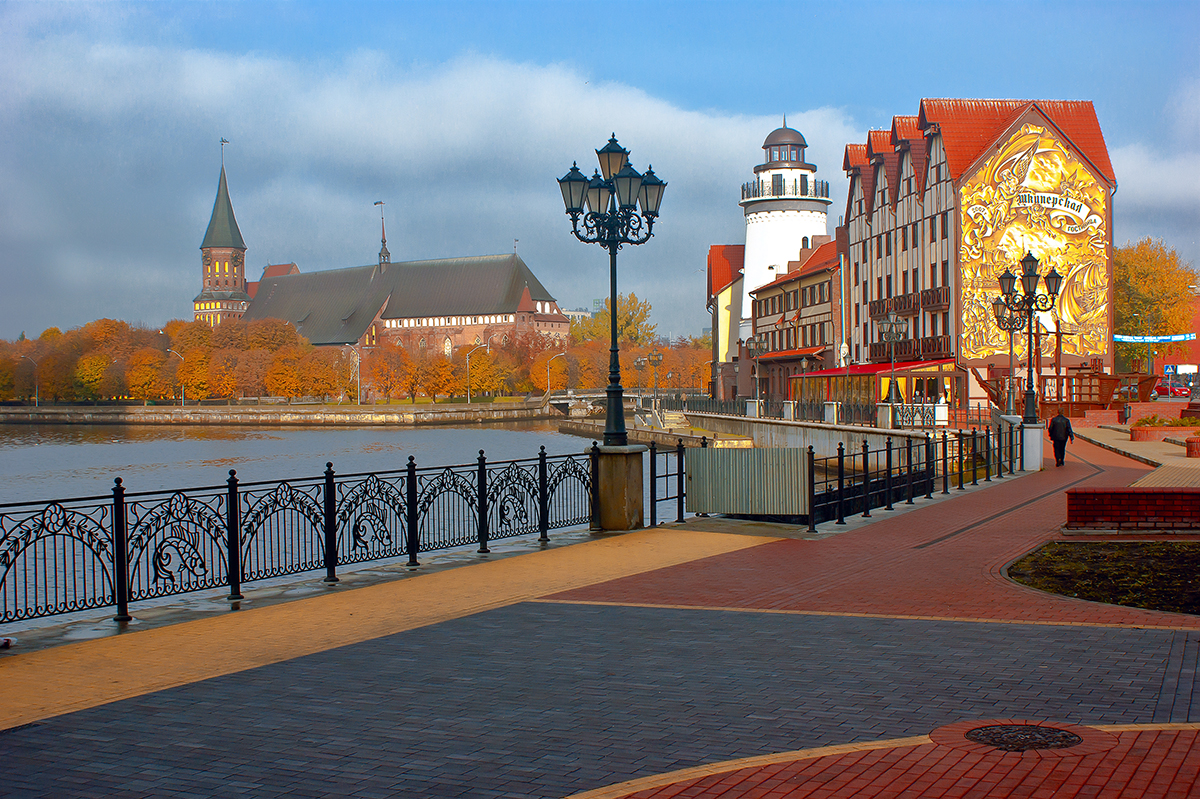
(0, 422), (589, 505)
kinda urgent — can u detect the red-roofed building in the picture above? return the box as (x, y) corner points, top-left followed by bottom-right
(841, 99), (1115, 407)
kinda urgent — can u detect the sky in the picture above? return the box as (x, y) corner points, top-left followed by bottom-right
(1, 0), (1197, 342)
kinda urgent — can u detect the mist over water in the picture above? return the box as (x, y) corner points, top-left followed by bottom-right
(0, 422), (590, 505)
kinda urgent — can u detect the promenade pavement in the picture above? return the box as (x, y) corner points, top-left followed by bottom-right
(2, 435), (1199, 798)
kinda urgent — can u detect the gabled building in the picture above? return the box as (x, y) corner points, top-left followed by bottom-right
(841, 99), (1115, 406)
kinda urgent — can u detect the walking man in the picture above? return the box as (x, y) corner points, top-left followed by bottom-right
(1047, 410), (1074, 467)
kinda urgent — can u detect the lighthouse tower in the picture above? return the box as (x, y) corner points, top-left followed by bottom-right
(738, 122), (831, 339)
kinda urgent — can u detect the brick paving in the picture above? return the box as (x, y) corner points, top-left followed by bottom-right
(2, 436), (1199, 798)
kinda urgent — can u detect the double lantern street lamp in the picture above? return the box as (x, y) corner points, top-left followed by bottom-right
(878, 311), (909, 405)
(991, 297), (1024, 416)
(994, 252), (1063, 425)
(634, 357), (647, 399)
(559, 135), (666, 447)
(648, 349), (664, 409)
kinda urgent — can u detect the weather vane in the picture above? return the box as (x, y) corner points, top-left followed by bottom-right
(220, 137), (229, 165)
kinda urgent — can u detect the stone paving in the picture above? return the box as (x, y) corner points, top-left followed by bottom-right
(2, 435), (1199, 798)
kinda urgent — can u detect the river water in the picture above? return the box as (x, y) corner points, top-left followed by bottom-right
(0, 422), (592, 505)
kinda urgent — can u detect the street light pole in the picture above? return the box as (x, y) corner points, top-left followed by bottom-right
(648, 349), (663, 412)
(558, 135), (666, 446)
(547, 352), (566, 394)
(166, 349), (185, 407)
(746, 336), (762, 414)
(21, 355), (38, 408)
(991, 298), (1023, 415)
(634, 357), (646, 401)
(879, 311), (909, 405)
(996, 252), (1063, 425)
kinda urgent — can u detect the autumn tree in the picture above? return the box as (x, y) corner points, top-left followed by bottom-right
(235, 349), (273, 397)
(207, 349), (239, 398)
(126, 348), (168, 403)
(365, 342), (410, 401)
(75, 353), (112, 401)
(1114, 238), (1198, 367)
(246, 318), (304, 352)
(264, 346), (305, 397)
(572, 293), (656, 345)
(300, 349), (341, 398)
(417, 355), (454, 401)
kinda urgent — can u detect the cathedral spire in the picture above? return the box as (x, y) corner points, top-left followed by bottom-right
(201, 165), (246, 251)
(374, 200), (390, 267)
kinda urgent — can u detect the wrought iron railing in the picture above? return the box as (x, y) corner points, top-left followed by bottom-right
(661, 396), (746, 417)
(804, 422), (1024, 525)
(740, 178), (830, 201)
(0, 447), (594, 624)
(648, 441), (686, 527)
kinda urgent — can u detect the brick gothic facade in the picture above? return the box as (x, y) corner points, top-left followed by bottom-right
(194, 165), (252, 327)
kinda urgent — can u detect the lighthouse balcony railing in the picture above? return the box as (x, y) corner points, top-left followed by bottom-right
(740, 179), (831, 202)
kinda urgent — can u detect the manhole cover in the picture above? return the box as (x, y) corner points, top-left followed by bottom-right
(965, 724), (1083, 752)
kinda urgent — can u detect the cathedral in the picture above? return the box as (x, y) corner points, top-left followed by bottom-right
(193, 164), (570, 350)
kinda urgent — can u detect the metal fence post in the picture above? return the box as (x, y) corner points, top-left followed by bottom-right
(995, 424), (1004, 478)
(836, 442), (846, 524)
(806, 445), (816, 532)
(984, 426), (993, 482)
(229, 469), (246, 597)
(924, 435), (934, 499)
(957, 430), (965, 490)
(676, 439), (685, 523)
(1018, 423), (1025, 471)
(885, 438), (894, 510)
(111, 478), (131, 622)
(476, 450), (490, 553)
(649, 440), (658, 527)
(321, 463), (337, 585)
(406, 456), (420, 566)
(861, 439), (871, 518)
(589, 442), (600, 531)
(941, 432), (949, 495)
(538, 446), (549, 542)
(971, 428), (979, 486)
(905, 436), (914, 504)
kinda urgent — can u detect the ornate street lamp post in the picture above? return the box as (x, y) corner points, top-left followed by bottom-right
(745, 336), (763, 413)
(878, 311), (909, 405)
(648, 349), (664, 410)
(991, 297), (1024, 415)
(634, 357), (646, 400)
(995, 252), (1063, 425)
(558, 135), (666, 446)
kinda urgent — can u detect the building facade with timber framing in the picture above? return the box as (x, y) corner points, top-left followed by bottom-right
(837, 98), (1115, 407)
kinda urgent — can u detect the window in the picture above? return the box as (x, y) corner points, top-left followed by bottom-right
(419, 338), (427, 350)
(941, 212), (948, 239)
(930, 216), (937, 242)
(942, 312), (950, 336)
(886, 234), (892, 256)
(902, 271), (909, 294)
(942, 260), (949, 287)
(930, 264), (937, 288)
(935, 164), (942, 182)
(901, 227), (907, 251)
(854, 262), (859, 283)
(876, 277), (883, 299)
(855, 303), (860, 326)
(912, 223), (919, 246)
(876, 235), (882, 259)
(802, 236), (809, 249)
(862, 242), (868, 261)
(772, 174), (784, 194)
(886, 275), (893, 298)
(443, 338), (452, 356)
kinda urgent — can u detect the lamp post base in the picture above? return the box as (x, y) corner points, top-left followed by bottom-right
(591, 445), (647, 532)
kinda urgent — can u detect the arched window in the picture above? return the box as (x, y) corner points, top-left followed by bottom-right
(443, 338), (452, 356)
(803, 236), (809, 249)
(474, 336), (481, 345)
(419, 338), (426, 350)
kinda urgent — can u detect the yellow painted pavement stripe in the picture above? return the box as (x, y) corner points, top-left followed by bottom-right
(564, 722), (1200, 799)
(564, 736), (934, 799)
(534, 598), (1200, 631)
(0, 529), (774, 731)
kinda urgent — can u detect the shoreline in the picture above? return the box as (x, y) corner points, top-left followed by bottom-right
(0, 403), (560, 427)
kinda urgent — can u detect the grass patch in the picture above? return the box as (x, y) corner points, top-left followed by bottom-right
(1008, 541), (1200, 615)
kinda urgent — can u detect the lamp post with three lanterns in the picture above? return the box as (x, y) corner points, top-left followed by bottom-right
(558, 135), (666, 446)
(994, 252), (1062, 425)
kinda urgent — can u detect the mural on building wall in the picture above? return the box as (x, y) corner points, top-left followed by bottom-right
(958, 122), (1109, 361)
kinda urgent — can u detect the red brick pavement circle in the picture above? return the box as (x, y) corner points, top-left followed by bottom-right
(928, 718), (1118, 759)
(575, 726), (1200, 799)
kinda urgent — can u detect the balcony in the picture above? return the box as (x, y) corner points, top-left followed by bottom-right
(868, 298), (892, 319)
(920, 335), (954, 359)
(868, 337), (918, 363)
(892, 291), (920, 316)
(920, 285), (951, 312)
(741, 178), (831, 202)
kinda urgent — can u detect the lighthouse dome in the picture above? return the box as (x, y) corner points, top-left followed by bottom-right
(762, 126), (807, 149)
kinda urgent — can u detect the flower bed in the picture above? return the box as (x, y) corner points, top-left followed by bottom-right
(1130, 426), (1198, 442)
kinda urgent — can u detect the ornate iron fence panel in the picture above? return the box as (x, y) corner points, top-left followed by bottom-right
(415, 464), (479, 550)
(795, 400), (824, 422)
(546, 454), (591, 528)
(126, 489), (229, 601)
(240, 479), (326, 579)
(894, 403), (937, 428)
(334, 472), (407, 565)
(0, 497), (115, 622)
(838, 402), (875, 426)
(486, 459), (540, 540)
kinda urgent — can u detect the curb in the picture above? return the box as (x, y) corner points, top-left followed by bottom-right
(1074, 431), (1162, 467)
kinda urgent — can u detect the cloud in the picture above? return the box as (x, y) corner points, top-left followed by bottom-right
(0, 12), (865, 340)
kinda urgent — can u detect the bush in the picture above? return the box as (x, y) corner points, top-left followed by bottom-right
(1132, 413), (1196, 427)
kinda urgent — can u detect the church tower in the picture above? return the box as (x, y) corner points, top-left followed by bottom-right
(194, 164), (251, 327)
(738, 122), (831, 338)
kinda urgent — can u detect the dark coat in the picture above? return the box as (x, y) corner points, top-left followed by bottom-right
(1048, 413), (1074, 442)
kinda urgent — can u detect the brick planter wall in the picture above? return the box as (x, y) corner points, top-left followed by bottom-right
(1066, 487), (1200, 530)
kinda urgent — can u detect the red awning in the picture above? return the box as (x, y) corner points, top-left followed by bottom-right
(793, 358), (958, 378)
(758, 345), (826, 362)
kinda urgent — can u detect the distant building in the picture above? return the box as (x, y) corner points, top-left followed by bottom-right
(561, 307), (592, 324)
(194, 166), (252, 327)
(194, 163), (569, 349)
